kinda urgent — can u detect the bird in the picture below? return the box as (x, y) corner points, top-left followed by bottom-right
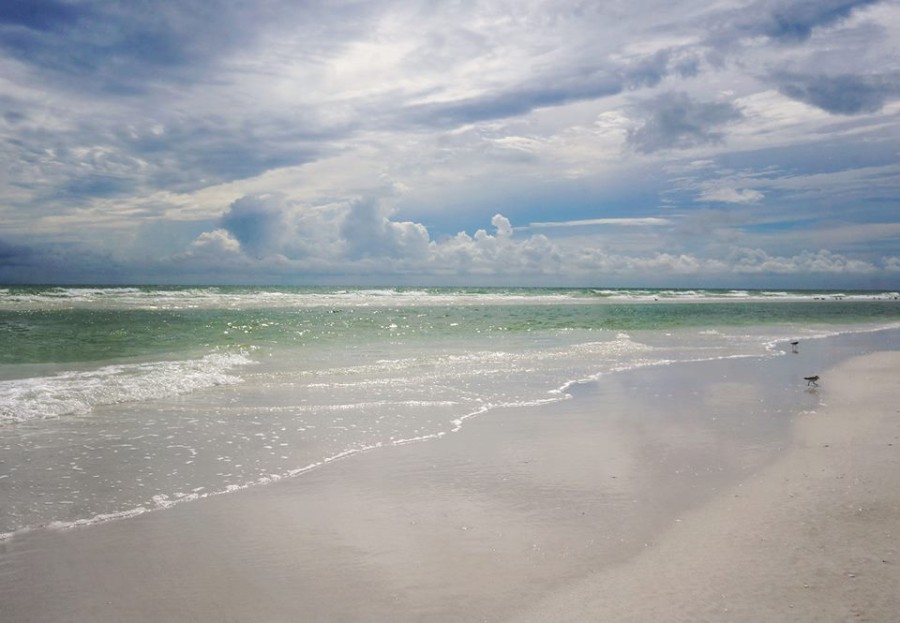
(804, 375), (819, 386)
(790, 340), (799, 353)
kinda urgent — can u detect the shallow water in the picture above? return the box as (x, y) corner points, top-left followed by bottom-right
(3, 330), (897, 623)
(2, 286), (899, 538)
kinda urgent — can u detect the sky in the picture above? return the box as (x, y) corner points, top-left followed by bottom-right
(1, 0), (900, 288)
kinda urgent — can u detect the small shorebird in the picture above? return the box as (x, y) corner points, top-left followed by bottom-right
(790, 340), (799, 353)
(804, 375), (819, 386)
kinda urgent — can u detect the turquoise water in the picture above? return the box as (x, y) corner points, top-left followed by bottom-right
(2, 286), (899, 365)
(2, 285), (900, 538)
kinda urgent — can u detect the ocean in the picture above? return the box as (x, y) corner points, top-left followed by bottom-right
(2, 285), (900, 540)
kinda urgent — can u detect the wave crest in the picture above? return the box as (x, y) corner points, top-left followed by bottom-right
(0, 352), (253, 423)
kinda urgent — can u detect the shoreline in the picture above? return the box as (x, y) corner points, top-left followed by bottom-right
(2, 340), (899, 621)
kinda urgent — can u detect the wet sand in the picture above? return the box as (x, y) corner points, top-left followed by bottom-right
(513, 350), (900, 622)
(2, 346), (899, 622)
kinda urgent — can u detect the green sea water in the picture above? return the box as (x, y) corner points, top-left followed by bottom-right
(2, 285), (899, 365)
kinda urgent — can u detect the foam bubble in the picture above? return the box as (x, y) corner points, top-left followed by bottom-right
(0, 352), (254, 423)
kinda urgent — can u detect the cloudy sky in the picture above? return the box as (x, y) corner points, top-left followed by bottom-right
(2, 0), (899, 287)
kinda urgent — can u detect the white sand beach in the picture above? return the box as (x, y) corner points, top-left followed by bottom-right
(2, 350), (899, 622)
(513, 351), (900, 622)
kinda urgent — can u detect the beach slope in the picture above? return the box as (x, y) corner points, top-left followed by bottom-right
(2, 351), (899, 622)
(514, 351), (900, 622)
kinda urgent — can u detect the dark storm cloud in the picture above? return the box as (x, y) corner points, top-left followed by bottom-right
(0, 0), (210, 92)
(441, 0), (888, 132)
(0, 0), (383, 93)
(0, 238), (44, 283)
(707, 0), (883, 44)
(756, 0), (882, 42)
(0, 106), (336, 210)
(3, 109), (27, 125)
(0, 0), (372, 205)
(122, 116), (335, 192)
(0, 237), (129, 284)
(220, 195), (289, 257)
(0, 237), (34, 265)
(0, 0), (83, 32)
(58, 174), (136, 199)
(772, 71), (900, 115)
(627, 92), (743, 153)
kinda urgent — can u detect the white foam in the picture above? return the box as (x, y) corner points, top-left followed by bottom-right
(0, 352), (254, 423)
(6, 286), (898, 311)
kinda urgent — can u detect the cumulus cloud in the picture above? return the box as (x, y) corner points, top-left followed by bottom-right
(208, 194), (553, 272)
(627, 92), (743, 153)
(185, 229), (242, 257)
(169, 201), (896, 285)
(6, 205), (895, 286)
(340, 198), (432, 260)
(216, 194), (349, 262)
(727, 247), (877, 274)
(491, 214), (513, 238)
(220, 194), (291, 257)
(184, 198), (565, 277)
(427, 214), (561, 275)
(213, 194), (438, 263)
(565, 249), (721, 276)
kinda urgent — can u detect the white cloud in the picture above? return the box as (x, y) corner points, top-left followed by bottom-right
(171, 202), (889, 284)
(697, 187), (764, 204)
(2, 0), (900, 287)
(186, 229), (242, 257)
(728, 248), (878, 274)
(491, 213), (513, 238)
